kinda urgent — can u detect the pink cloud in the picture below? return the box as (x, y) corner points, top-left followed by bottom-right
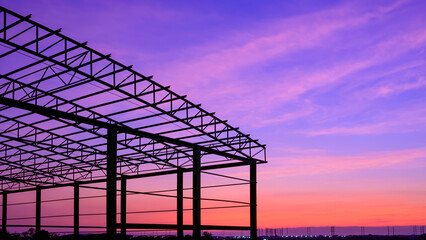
(140, 1), (425, 129)
(376, 76), (426, 97)
(158, 0), (407, 89)
(245, 27), (425, 127)
(302, 105), (426, 136)
(305, 122), (398, 136)
(269, 27), (426, 100)
(261, 147), (426, 178)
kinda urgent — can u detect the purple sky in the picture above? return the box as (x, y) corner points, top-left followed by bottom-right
(1, 0), (425, 228)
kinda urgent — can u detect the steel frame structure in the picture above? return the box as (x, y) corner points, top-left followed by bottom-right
(0, 6), (266, 240)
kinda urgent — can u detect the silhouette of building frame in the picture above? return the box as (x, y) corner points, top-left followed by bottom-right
(0, 6), (266, 240)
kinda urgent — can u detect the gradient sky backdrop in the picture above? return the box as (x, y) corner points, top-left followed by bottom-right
(2, 0), (426, 229)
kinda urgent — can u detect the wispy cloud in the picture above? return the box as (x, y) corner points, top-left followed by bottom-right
(158, 0), (408, 88)
(302, 104), (426, 136)
(375, 76), (426, 97)
(148, 0), (426, 129)
(261, 147), (426, 178)
(261, 26), (426, 106)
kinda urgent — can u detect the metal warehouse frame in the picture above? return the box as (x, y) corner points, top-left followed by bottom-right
(0, 6), (266, 240)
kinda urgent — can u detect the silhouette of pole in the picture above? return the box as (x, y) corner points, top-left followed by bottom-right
(177, 169), (184, 239)
(35, 187), (41, 240)
(193, 147), (201, 240)
(121, 176), (127, 239)
(74, 182), (79, 239)
(107, 126), (117, 239)
(2, 192), (6, 236)
(250, 162), (257, 240)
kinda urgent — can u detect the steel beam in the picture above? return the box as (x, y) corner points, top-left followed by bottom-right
(1, 162), (251, 194)
(193, 147), (201, 240)
(250, 163), (257, 240)
(117, 223), (250, 231)
(0, 96), (264, 164)
(74, 182), (79, 239)
(121, 176), (126, 240)
(177, 169), (183, 239)
(106, 126), (117, 239)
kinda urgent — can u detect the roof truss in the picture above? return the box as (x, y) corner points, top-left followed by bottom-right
(0, 6), (266, 191)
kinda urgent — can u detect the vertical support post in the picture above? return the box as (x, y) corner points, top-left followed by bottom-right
(192, 147), (201, 240)
(74, 182), (79, 239)
(250, 163), (257, 240)
(177, 169), (183, 239)
(2, 192), (6, 236)
(36, 187), (41, 240)
(121, 176), (127, 239)
(107, 126), (117, 239)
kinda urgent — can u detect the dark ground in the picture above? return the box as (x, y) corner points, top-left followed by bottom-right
(0, 230), (425, 240)
(256, 235), (426, 240)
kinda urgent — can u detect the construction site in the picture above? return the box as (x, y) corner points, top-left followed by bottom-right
(0, 6), (266, 240)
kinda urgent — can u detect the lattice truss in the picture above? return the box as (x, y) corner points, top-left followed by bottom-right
(0, 7), (266, 190)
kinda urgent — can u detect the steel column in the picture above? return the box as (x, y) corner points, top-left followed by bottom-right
(250, 163), (257, 240)
(2, 192), (6, 236)
(74, 182), (79, 238)
(193, 147), (201, 240)
(107, 126), (117, 239)
(35, 187), (41, 240)
(121, 176), (127, 239)
(177, 169), (183, 239)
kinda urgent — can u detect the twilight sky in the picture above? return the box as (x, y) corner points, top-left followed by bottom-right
(2, 0), (426, 228)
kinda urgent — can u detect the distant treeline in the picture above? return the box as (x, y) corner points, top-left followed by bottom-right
(0, 229), (425, 240)
(0, 229), (215, 240)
